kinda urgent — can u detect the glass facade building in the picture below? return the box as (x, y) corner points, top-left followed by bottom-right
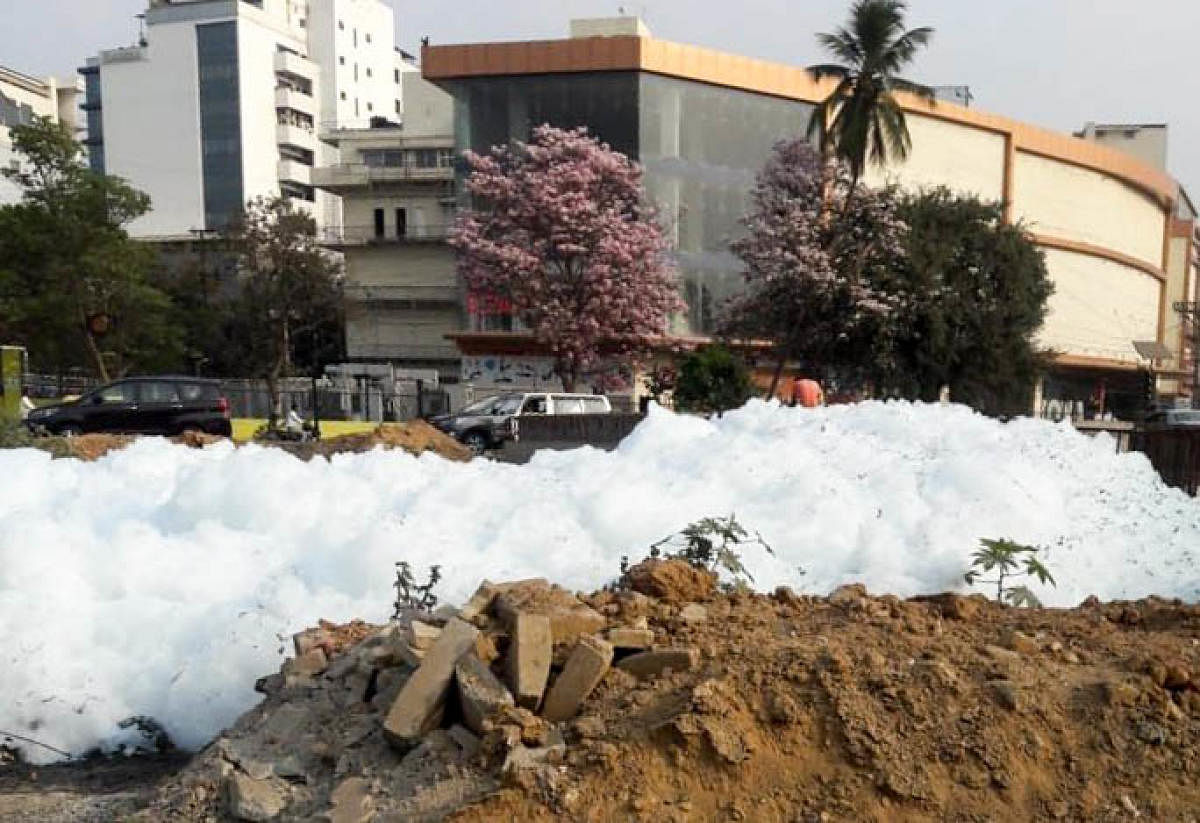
(196, 21), (244, 231)
(444, 71), (813, 333)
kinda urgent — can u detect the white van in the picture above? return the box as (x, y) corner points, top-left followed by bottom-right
(430, 392), (612, 454)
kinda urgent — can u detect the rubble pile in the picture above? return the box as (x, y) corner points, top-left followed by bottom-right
(135, 560), (1200, 822)
(135, 560), (710, 822)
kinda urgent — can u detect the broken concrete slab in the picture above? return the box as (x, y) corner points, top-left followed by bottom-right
(383, 618), (480, 749)
(541, 636), (614, 723)
(493, 582), (606, 645)
(616, 647), (700, 680)
(286, 648), (328, 678)
(223, 772), (287, 822)
(508, 613), (552, 710)
(455, 653), (515, 735)
(329, 776), (375, 823)
(607, 627), (654, 649)
(409, 621), (441, 651)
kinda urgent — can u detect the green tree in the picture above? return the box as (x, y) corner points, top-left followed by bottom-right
(807, 0), (935, 200)
(890, 188), (1053, 415)
(672, 345), (754, 416)
(0, 117), (180, 379)
(227, 196), (343, 423)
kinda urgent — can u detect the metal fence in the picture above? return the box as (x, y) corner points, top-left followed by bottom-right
(1132, 428), (1200, 496)
(221, 379), (448, 422)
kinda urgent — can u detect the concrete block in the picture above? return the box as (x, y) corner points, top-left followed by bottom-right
(383, 618), (480, 748)
(541, 636), (613, 723)
(615, 647), (699, 680)
(508, 613), (553, 710)
(409, 620), (441, 650)
(455, 653), (515, 735)
(607, 628), (654, 649)
(224, 773), (286, 822)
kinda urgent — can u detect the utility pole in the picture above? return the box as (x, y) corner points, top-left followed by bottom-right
(1175, 301), (1200, 409)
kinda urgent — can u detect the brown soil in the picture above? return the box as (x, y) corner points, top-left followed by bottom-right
(277, 421), (471, 462)
(624, 558), (718, 604)
(454, 587), (1200, 823)
(7, 579), (1200, 822)
(27, 421), (472, 463)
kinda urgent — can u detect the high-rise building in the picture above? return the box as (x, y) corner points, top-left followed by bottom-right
(313, 69), (461, 379)
(1, 65), (84, 205)
(81, 0), (402, 237)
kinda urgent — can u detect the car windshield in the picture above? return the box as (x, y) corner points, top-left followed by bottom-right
(461, 394), (519, 415)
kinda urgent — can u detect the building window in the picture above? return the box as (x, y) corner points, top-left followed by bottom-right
(366, 102), (373, 112)
(339, 56), (345, 65)
(339, 91), (346, 100)
(354, 63), (358, 81)
(395, 99), (401, 115)
(365, 33), (372, 43)
(355, 98), (359, 117)
(353, 29), (358, 47)
(365, 67), (372, 78)
(396, 208), (407, 238)
(394, 68), (400, 83)
(374, 208), (385, 238)
(338, 20), (344, 30)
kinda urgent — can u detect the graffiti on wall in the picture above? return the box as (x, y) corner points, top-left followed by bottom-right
(462, 356), (636, 393)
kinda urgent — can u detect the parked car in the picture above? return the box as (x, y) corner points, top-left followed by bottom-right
(430, 392), (612, 454)
(24, 376), (232, 437)
(1144, 408), (1200, 429)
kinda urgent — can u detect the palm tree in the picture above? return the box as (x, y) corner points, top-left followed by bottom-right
(806, 0), (935, 199)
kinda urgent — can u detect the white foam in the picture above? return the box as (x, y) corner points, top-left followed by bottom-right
(1, 400), (1197, 761)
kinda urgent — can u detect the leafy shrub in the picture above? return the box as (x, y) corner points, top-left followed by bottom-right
(621, 514), (774, 589)
(392, 561), (441, 616)
(672, 345), (753, 416)
(963, 538), (1056, 607)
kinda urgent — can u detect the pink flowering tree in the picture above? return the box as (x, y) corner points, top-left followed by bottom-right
(449, 125), (684, 392)
(721, 138), (910, 395)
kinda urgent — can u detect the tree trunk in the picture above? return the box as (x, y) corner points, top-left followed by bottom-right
(82, 328), (110, 383)
(765, 353), (786, 400)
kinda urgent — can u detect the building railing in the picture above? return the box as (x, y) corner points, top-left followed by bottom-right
(345, 282), (458, 300)
(317, 223), (450, 246)
(311, 163), (454, 189)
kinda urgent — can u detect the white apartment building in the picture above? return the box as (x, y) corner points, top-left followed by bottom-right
(0, 66), (83, 205)
(313, 71), (462, 377)
(82, 0), (403, 237)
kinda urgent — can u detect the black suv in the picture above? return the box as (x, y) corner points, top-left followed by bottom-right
(24, 376), (232, 437)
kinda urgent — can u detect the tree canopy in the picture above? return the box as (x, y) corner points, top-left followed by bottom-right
(0, 117), (179, 380)
(888, 187), (1053, 414)
(721, 138), (908, 392)
(449, 124), (684, 392)
(807, 0), (935, 194)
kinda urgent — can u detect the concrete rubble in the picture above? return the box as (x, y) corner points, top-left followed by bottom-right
(141, 562), (707, 822)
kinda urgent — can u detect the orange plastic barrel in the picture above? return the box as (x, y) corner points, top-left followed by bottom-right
(792, 378), (824, 408)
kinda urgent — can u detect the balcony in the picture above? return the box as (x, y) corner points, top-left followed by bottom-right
(278, 158), (312, 186)
(276, 122), (316, 151)
(275, 86), (315, 115)
(274, 50), (315, 81)
(311, 162), (454, 193)
(343, 282), (459, 306)
(317, 223), (449, 248)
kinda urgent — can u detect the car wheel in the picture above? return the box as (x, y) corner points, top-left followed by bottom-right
(462, 431), (489, 455)
(59, 425), (83, 437)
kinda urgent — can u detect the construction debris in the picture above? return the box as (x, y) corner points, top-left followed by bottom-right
(129, 565), (1200, 822)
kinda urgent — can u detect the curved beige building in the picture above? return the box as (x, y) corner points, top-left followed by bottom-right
(423, 19), (1198, 413)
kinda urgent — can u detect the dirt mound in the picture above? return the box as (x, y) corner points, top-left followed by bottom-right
(121, 576), (1200, 822)
(62, 434), (136, 461)
(624, 558), (717, 604)
(279, 422), (471, 462)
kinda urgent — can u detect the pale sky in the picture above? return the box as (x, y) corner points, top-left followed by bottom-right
(3, 0), (1198, 194)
